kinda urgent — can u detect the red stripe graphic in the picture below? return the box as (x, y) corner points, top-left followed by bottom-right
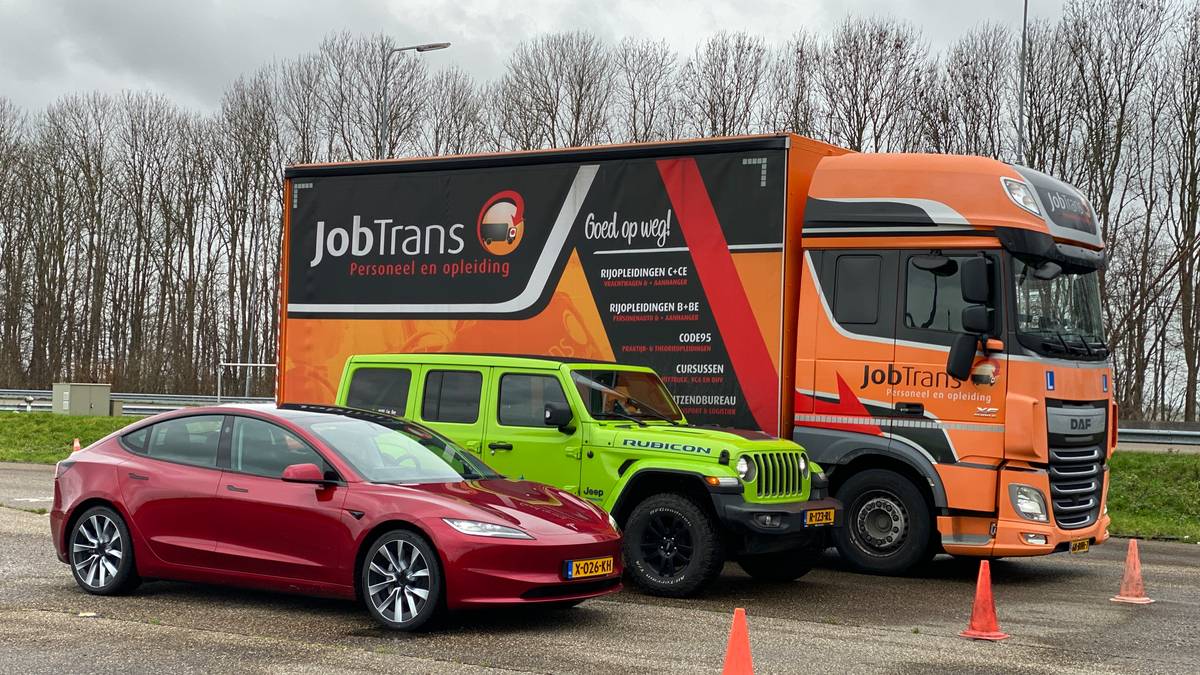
(656, 158), (779, 435)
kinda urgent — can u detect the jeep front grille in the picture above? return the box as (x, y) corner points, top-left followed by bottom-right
(752, 452), (805, 499)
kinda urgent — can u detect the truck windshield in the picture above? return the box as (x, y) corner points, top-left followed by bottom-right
(301, 416), (498, 484)
(571, 370), (684, 423)
(1013, 259), (1107, 360)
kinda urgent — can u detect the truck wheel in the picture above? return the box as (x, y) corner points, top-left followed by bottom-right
(623, 494), (723, 597)
(833, 469), (932, 575)
(737, 552), (812, 582)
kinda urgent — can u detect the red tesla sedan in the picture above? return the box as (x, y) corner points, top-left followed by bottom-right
(51, 404), (622, 630)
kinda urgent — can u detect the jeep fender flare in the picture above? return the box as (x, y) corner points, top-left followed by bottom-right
(603, 463), (722, 524)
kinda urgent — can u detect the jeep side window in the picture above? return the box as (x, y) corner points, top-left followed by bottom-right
(421, 370), (482, 424)
(498, 374), (569, 427)
(347, 367), (412, 416)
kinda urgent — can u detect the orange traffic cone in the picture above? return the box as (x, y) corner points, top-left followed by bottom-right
(722, 607), (754, 674)
(959, 560), (1010, 641)
(72, 438), (81, 452)
(1111, 539), (1153, 604)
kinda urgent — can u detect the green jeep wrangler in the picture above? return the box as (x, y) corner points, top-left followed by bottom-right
(335, 353), (841, 597)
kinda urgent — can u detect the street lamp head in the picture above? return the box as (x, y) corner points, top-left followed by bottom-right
(411, 42), (451, 53)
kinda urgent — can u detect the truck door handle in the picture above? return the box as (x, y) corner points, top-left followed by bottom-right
(225, 484), (249, 493)
(488, 442), (513, 455)
(127, 472), (149, 481)
(895, 402), (924, 416)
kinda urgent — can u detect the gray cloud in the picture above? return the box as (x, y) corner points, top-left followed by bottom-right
(0, 0), (1067, 113)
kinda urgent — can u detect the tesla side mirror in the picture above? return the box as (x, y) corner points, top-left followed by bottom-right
(961, 304), (994, 334)
(281, 463), (326, 483)
(544, 402), (575, 433)
(960, 257), (991, 304)
(946, 333), (978, 381)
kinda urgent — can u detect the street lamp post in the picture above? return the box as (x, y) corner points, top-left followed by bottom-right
(1016, 0), (1029, 164)
(380, 42), (451, 159)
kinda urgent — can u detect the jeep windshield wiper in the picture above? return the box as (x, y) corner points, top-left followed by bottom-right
(594, 411), (648, 427)
(624, 396), (679, 425)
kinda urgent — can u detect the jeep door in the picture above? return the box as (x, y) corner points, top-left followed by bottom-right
(480, 369), (582, 492)
(413, 366), (491, 456)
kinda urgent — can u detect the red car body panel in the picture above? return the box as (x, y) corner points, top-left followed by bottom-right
(51, 405), (623, 609)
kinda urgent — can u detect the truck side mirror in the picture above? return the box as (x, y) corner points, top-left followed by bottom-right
(961, 305), (993, 334)
(544, 402), (574, 433)
(960, 257), (991, 304)
(946, 333), (978, 381)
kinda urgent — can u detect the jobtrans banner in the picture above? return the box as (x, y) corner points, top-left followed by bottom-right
(282, 146), (788, 433)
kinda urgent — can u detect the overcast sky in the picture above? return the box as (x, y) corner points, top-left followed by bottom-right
(0, 0), (1068, 114)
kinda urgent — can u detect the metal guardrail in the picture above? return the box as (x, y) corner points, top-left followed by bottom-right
(1, 388), (1199, 445)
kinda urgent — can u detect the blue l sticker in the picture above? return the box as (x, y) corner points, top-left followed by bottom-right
(1102, 374), (1109, 393)
(1046, 371), (1056, 391)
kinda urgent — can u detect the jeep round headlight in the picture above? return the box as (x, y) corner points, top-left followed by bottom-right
(736, 455), (756, 481)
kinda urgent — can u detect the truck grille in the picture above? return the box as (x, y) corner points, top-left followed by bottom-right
(752, 452), (806, 499)
(1046, 400), (1108, 530)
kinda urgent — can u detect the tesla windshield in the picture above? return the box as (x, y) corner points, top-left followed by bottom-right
(1013, 258), (1107, 359)
(302, 416), (498, 484)
(572, 369), (683, 423)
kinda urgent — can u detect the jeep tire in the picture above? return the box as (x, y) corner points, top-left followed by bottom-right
(623, 493), (723, 597)
(832, 469), (932, 575)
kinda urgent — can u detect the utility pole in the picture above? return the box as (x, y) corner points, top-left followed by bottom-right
(1016, 0), (1029, 164)
(379, 42), (451, 159)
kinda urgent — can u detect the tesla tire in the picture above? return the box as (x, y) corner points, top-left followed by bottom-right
(69, 506), (140, 595)
(362, 530), (442, 631)
(624, 493), (722, 598)
(833, 469), (932, 575)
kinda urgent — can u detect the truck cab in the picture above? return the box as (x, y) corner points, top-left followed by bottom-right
(335, 353), (841, 596)
(795, 153), (1113, 572)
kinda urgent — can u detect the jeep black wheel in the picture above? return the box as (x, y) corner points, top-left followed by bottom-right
(623, 493), (722, 597)
(737, 552), (813, 582)
(832, 469), (932, 575)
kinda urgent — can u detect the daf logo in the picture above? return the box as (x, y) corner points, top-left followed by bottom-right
(1070, 418), (1093, 431)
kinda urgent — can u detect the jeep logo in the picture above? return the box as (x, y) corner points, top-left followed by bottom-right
(621, 439), (712, 454)
(1070, 418), (1093, 431)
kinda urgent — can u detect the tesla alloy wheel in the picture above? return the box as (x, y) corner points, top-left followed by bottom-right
(362, 530), (442, 631)
(70, 506), (140, 595)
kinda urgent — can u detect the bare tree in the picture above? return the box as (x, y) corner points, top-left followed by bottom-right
(920, 24), (1013, 157)
(418, 66), (485, 156)
(613, 37), (678, 142)
(761, 31), (822, 137)
(679, 31), (769, 138)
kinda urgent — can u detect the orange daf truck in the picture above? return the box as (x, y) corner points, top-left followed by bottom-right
(278, 134), (1114, 574)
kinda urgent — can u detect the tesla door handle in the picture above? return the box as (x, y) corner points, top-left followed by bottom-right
(488, 441), (513, 455)
(225, 484), (249, 493)
(895, 402), (925, 415)
(127, 472), (149, 481)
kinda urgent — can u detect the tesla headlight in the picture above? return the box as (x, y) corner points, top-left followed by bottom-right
(442, 518), (533, 539)
(735, 455), (756, 481)
(1002, 177), (1042, 216)
(608, 513), (620, 532)
(1008, 485), (1049, 522)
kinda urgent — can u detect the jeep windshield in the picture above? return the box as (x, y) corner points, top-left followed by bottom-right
(1013, 258), (1108, 360)
(571, 369), (684, 423)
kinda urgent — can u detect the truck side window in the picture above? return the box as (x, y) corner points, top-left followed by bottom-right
(498, 374), (569, 427)
(346, 367), (412, 416)
(421, 370), (482, 424)
(904, 258), (966, 333)
(834, 255), (881, 324)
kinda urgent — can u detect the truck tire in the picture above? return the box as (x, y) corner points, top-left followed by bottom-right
(833, 469), (932, 575)
(737, 552), (813, 582)
(623, 493), (723, 597)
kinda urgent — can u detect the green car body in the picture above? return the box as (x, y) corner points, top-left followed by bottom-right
(335, 353), (842, 596)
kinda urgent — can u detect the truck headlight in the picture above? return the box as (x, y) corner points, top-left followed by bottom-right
(1002, 177), (1042, 216)
(1008, 485), (1049, 522)
(735, 455), (756, 482)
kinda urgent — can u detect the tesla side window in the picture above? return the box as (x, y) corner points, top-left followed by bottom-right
(421, 370), (482, 424)
(145, 415), (223, 468)
(229, 416), (333, 479)
(121, 426), (150, 454)
(347, 367), (412, 416)
(498, 374), (569, 427)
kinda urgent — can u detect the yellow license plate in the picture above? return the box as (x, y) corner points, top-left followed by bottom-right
(1070, 538), (1090, 554)
(565, 556), (614, 580)
(805, 508), (836, 526)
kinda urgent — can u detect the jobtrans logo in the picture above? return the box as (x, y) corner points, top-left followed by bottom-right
(307, 191), (527, 281)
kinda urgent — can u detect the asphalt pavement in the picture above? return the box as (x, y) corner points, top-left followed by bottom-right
(1, 461), (1197, 674)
